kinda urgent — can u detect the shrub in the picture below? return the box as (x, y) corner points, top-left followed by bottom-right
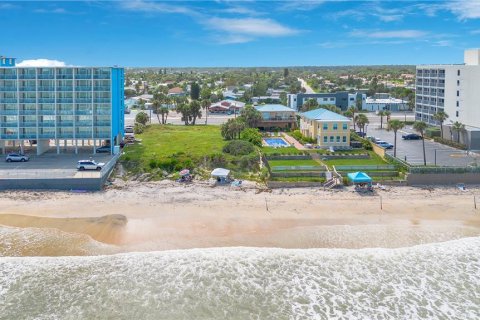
(223, 140), (255, 156)
(362, 140), (373, 150)
(134, 123), (145, 134)
(209, 153), (228, 167)
(239, 154), (259, 171)
(148, 159), (157, 169)
(291, 130), (303, 141)
(433, 136), (467, 150)
(135, 111), (149, 125)
(240, 128), (262, 147)
(425, 127), (441, 138)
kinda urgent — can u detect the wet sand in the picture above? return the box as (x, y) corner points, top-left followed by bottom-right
(1, 180), (480, 256)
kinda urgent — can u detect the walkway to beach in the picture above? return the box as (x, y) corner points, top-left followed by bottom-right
(282, 133), (306, 150)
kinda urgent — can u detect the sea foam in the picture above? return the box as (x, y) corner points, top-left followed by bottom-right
(1, 237), (479, 319)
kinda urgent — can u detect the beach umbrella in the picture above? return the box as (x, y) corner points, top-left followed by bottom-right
(179, 169), (190, 176)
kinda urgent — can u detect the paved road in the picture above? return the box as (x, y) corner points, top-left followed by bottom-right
(298, 78), (315, 94)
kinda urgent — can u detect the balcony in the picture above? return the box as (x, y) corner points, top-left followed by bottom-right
(57, 133), (74, 139)
(38, 87), (55, 92)
(76, 98), (92, 103)
(94, 98), (110, 103)
(76, 121), (92, 126)
(38, 134), (54, 139)
(57, 86), (73, 91)
(56, 74), (73, 79)
(0, 122), (18, 127)
(75, 86), (92, 91)
(19, 134), (38, 139)
(93, 86), (110, 91)
(0, 110), (18, 115)
(93, 74), (110, 79)
(19, 99), (36, 103)
(75, 74), (92, 79)
(95, 121), (111, 127)
(57, 98), (73, 103)
(19, 87), (36, 92)
(76, 110), (92, 115)
(0, 87), (17, 91)
(58, 122), (74, 127)
(38, 74), (54, 80)
(1, 134), (18, 139)
(0, 75), (17, 80)
(38, 122), (55, 127)
(38, 98), (55, 103)
(95, 109), (110, 115)
(19, 110), (36, 115)
(38, 109), (55, 115)
(76, 133), (93, 138)
(18, 74), (36, 80)
(19, 122), (37, 128)
(58, 110), (74, 115)
(94, 132), (110, 138)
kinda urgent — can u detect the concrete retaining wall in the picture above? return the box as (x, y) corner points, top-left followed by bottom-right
(267, 181), (325, 189)
(270, 172), (326, 178)
(407, 173), (480, 185)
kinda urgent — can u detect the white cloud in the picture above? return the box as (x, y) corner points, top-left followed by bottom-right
(447, 0), (480, 20)
(433, 40), (453, 47)
(16, 59), (69, 67)
(120, 0), (196, 15)
(205, 17), (300, 37)
(351, 29), (427, 39)
(279, 0), (326, 11)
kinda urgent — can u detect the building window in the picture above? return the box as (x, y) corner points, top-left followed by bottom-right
(457, 70), (460, 76)
(333, 123), (338, 130)
(457, 91), (460, 97)
(323, 98), (328, 101)
(330, 98), (334, 101)
(343, 123), (348, 130)
(323, 136), (328, 143)
(456, 111), (459, 117)
(330, 136), (334, 142)
(342, 136), (347, 143)
(323, 123), (328, 130)
(457, 80), (460, 86)
(457, 101), (459, 107)
(336, 136), (340, 142)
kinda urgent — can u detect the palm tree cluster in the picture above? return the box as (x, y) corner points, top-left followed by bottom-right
(377, 110), (391, 129)
(354, 113), (369, 134)
(387, 119), (404, 157)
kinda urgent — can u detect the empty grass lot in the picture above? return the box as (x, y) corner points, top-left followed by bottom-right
(322, 151), (387, 169)
(268, 159), (321, 167)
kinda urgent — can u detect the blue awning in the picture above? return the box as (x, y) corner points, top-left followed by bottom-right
(347, 172), (372, 183)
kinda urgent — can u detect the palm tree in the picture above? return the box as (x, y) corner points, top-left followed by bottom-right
(355, 114), (369, 134)
(433, 111), (448, 139)
(152, 99), (162, 124)
(201, 99), (210, 125)
(377, 110), (386, 129)
(451, 121), (465, 143)
(384, 110), (392, 123)
(413, 121), (428, 166)
(388, 119), (405, 157)
(348, 106), (357, 131)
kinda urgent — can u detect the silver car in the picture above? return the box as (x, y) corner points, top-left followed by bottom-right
(6, 153), (29, 162)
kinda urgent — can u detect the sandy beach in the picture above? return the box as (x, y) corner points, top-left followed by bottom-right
(1, 180), (480, 256)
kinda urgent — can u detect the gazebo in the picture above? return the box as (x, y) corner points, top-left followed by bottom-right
(211, 168), (231, 183)
(347, 172), (373, 191)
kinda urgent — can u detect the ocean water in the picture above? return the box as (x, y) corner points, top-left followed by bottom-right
(1, 237), (479, 319)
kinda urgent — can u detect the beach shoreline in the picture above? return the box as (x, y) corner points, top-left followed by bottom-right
(1, 180), (480, 256)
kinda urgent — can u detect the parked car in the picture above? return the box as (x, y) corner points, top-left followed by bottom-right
(124, 107), (131, 114)
(402, 133), (422, 140)
(77, 160), (105, 171)
(125, 126), (134, 134)
(5, 153), (29, 162)
(376, 142), (394, 149)
(96, 145), (111, 153)
(355, 131), (366, 137)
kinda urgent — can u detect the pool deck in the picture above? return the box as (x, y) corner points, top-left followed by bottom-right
(282, 133), (306, 150)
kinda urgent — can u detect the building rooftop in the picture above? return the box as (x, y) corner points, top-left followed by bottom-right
(301, 108), (350, 121)
(255, 104), (295, 112)
(366, 97), (406, 103)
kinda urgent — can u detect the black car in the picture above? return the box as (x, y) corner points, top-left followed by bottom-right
(96, 145), (111, 153)
(402, 133), (422, 140)
(355, 131), (366, 137)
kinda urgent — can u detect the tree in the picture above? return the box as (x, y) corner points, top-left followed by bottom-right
(200, 87), (211, 101)
(221, 118), (245, 140)
(239, 105), (262, 128)
(378, 110), (386, 129)
(433, 111), (448, 139)
(189, 100), (202, 125)
(355, 113), (369, 134)
(201, 99), (210, 125)
(413, 121), (428, 166)
(451, 121), (465, 143)
(135, 111), (149, 125)
(347, 106), (358, 131)
(388, 119), (405, 157)
(190, 82), (200, 100)
(176, 103), (191, 125)
(301, 99), (319, 112)
(384, 110), (392, 123)
(240, 128), (262, 147)
(152, 99), (162, 124)
(159, 107), (169, 124)
(355, 95), (363, 111)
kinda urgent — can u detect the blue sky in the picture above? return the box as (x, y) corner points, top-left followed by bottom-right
(2, 0), (480, 67)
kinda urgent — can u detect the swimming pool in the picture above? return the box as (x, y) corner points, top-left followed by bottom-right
(264, 138), (289, 147)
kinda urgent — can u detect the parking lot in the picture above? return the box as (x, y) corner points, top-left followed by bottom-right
(0, 150), (114, 179)
(367, 126), (480, 167)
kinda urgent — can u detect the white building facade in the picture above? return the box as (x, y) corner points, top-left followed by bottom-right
(415, 49), (480, 149)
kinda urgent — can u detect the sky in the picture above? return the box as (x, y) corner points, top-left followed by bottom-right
(2, 0), (480, 67)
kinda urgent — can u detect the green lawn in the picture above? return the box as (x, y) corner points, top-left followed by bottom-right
(268, 159), (321, 167)
(322, 151), (387, 168)
(124, 125), (226, 160)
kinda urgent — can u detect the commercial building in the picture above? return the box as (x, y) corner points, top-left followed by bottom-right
(415, 49), (480, 149)
(364, 96), (408, 112)
(0, 57), (124, 155)
(299, 108), (351, 148)
(287, 92), (366, 111)
(209, 100), (245, 113)
(254, 104), (296, 130)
